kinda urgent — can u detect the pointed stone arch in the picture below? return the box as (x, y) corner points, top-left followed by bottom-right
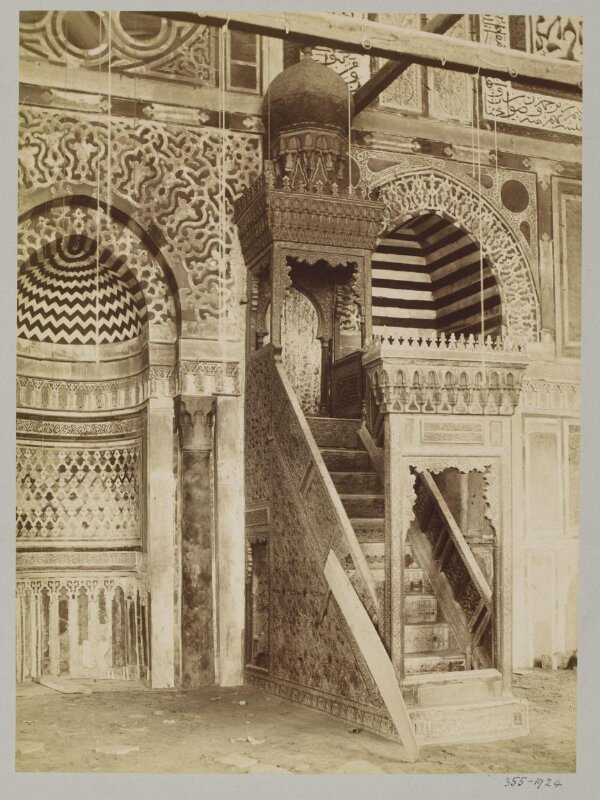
(371, 167), (540, 346)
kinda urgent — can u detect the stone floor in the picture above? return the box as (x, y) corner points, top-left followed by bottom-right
(15, 669), (576, 774)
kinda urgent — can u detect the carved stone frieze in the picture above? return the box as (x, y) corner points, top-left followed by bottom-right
(422, 421), (484, 445)
(178, 360), (241, 397)
(366, 357), (527, 416)
(246, 672), (396, 738)
(17, 359), (240, 412)
(17, 414), (144, 438)
(17, 369), (169, 412)
(17, 550), (144, 571)
(16, 572), (146, 598)
(520, 377), (580, 412)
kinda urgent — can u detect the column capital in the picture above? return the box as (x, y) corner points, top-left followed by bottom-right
(175, 396), (214, 451)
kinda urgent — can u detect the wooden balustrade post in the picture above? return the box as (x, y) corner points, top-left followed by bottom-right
(385, 413), (405, 681)
(319, 339), (331, 416)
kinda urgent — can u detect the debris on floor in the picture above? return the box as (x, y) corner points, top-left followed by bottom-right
(94, 745), (140, 756)
(15, 671), (576, 774)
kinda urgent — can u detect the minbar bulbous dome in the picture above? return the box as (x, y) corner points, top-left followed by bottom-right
(263, 50), (353, 139)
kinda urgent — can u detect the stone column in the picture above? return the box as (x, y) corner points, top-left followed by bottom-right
(214, 395), (245, 686)
(147, 397), (177, 688)
(176, 396), (216, 688)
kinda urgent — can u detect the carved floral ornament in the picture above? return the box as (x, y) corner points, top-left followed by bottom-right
(370, 168), (540, 347)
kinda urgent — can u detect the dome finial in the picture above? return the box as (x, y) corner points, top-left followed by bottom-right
(300, 46), (313, 60)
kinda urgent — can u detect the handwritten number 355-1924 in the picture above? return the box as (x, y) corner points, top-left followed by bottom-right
(504, 777), (563, 789)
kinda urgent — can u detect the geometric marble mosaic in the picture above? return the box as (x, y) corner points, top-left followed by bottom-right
(16, 443), (141, 542)
(17, 235), (146, 345)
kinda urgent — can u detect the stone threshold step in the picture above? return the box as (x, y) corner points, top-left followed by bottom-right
(408, 696), (529, 746)
(403, 667), (501, 686)
(402, 668), (503, 707)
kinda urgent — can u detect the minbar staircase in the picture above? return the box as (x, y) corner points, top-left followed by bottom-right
(307, 414), (529, 746)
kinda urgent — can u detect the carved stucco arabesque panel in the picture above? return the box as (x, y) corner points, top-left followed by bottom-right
(356, 158), (540, 346)
(19, 106), (262, 340)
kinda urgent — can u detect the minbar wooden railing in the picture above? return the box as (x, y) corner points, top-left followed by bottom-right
(413, 470), (494, 668)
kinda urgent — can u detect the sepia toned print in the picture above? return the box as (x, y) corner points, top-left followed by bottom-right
(16, 10), (581, 773)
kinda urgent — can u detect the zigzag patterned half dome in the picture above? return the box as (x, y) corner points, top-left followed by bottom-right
(17, 236), (147, 346)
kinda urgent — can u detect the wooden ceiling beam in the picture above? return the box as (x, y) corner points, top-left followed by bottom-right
(353, 14), (463, 114)
(141, 11), (582, 95)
